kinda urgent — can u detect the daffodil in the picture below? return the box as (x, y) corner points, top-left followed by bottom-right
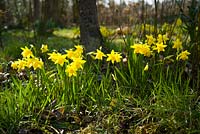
(176, 18), (182, 26)
(94, 49), (106, 60)
(131, 44), (151, 57)
(41, 44), (48, 53)
(17, 59), (27, 71)
(71, 58), (86, 70)
(131, 44), (142, 54)
(157, 34), (169, 44)
(75, 45), (83, 54)
(11, 59), (26, 71)
(66, 49), (75, 59)
(21, 46), (34, 58)
(65, 65), (77, 77)
(177, 50), (190, 60)
(48, 52), (58, 63)
(140, 44), (152, 57)
(146, 35), (155, 45)
(48, 52), (67, 66)
(31, 57), (44, 70)
(69, 45), (84, 59)
(107, 50), (122, 64)
(157, 34), (163, 44)
(24, 57), (44, 70)
(11, 61), (19, 70)
(100, 26), (110, 37)
(26, 58), (34, 68)
(162, 34), (169, 44)
(172, 38), (182, 50)
(154, 42), (167, 53)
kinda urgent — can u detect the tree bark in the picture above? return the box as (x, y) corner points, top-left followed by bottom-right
(79, 0), (103, 52)
(43, 0), (60, 23)
(154, 0), (158, 36)
(0, 0), (6, 48)
(28, 0), (33, 22)
(33, 0), (40, 21)
(72, 0), (79, 24)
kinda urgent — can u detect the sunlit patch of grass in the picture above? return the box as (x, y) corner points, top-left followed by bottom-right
(113, 38), (124, 45)
(6, 29), (34, 38)
(53, 28), (79, 39)
(45, 36), (74, 50)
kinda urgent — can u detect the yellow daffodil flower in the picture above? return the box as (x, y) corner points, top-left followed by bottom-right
(48, 52), (67, 66)
(65, 65), (77, 77)
(94, 49), (106, 60)
(11, 61), (19, 70)
(140, 44), (152, 57)
(71, 58), (86, 70)
(11, 59), (26, 71)
(176, 18), (182, 26)
(107, 50), (122, 64)
(177, 50), (190, 60)
(172, 38), (182, 50)
(131, 44), (151, 57)
(154, 42), (167, 53)
(75, 45), (83, 54)
(48, 52), (58, 63)
(21, 46), (34, 58)
(31, 57), (44, 70)
(157, 34), (169, 44)
(66, 49), (75, 60)
(26, 58), (34, 68)
(41, 44), (48, 53)
(162, 34), (169, 44)
(100, 26), (110, 37)
(131, 44), (142, 54)
(146, 35), (155, 46)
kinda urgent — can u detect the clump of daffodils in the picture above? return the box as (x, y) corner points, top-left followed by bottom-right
(131, 33), (190, 61)
(11, 46), (44, 71)
(48, 45), (86, 77)
(131, 33), (169, 57)
(11, 45), (87, 77)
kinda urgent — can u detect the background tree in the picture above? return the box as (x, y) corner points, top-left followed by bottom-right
(43, 0), (60, 24)
(33, 0), (40, 21)
(79, 0), (103, 52)
(0, 0), (6, 48)
(72, 0), (79, 24)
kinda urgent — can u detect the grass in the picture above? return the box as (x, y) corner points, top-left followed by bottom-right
(0, 23), (200, 133)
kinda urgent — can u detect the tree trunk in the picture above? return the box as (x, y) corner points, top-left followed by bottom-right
(28, 0), (33, 22)
(141, 0), (145, 37)
(0, 0), (6, 48)
(43, 0), (60, 23)
(154, 0), (158, 36)
(33, 0), (40, 21)
(79, 0), (103, 52)
(72, 0), (79, 24)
